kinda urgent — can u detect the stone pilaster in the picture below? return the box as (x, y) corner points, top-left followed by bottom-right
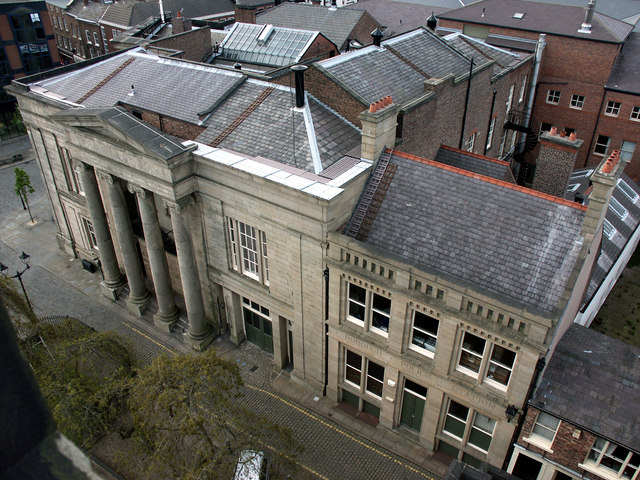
(166, 197), (214, 351)
(77, 163), (124, 300)
(129, 185), (178, 331)
(99, 171), (150, 315)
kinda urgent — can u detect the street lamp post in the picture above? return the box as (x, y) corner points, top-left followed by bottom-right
(1, 251), (32, 312)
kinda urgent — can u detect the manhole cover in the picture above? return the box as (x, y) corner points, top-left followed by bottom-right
(250, 366), (259, 372)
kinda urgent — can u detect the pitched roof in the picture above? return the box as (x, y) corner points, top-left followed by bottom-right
(344, 0), (449, 38)
(347, 149), (586, 313)
(27, 49), (361, 173)
(439, 0), (633, 43)
(316, 28), (473, 106)
(566, 169), (640, 310)
(606, 32), (640, 94)
(67, 0), (109, 23)
(101, 0), (234, 27)
(219, 23), (322, 67)
(434, 145), (515, 182)
(531, 324), (640, 451)
(256, 3), (374, 50)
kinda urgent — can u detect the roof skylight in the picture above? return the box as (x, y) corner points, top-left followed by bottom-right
(609, 197), (628, 221)
(617, 179), (639, 204)
(513, 12), (525, 19)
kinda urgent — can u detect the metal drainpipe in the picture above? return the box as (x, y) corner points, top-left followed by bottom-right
(585, 88), (608, 168)
(521, 33), (546, 146)
(484, 89), (497, 156)
(458, 57), (474, 150)
(323, 267), (329, 395)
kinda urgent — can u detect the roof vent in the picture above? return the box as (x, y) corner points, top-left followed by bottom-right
(578, 0), (596, 33)
(129, 84), (135, 96)
(291, 64), (307, 109)
(329, 0), (337, 11)
(513, 12), (525, 19)
(256, 24), (274, 44)
(426, 12), (437, 30)
(371, 26), (383, 47)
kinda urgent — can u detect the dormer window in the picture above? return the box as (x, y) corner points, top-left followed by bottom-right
(513, 12), (525, 19)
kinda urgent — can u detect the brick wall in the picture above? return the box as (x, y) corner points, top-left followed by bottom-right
(300, 34), (338, 61)
(519, 407), (608, 480)
(148, 27), (212, 63)
(347, 11), (381, 50)
(532, 133), (582, 196)
(120, 106), (205, 141)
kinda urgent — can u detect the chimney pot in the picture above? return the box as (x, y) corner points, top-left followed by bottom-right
(550, 126), (557, 136)
(291, 64), (307, 108)
(369, 103), (376, 113)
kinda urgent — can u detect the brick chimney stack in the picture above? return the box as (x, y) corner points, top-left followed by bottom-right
(358, 96), (399, 163)
(531, 129), (583, 197)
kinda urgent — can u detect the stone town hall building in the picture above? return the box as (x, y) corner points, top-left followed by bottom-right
(8, 45), (626, 469)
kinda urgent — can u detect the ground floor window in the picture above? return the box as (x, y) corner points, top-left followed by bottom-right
(441, 398), (496, 458)
(342, 347), (385, 420)
(242, 297), (273, 354)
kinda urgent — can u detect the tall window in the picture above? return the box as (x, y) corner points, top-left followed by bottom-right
(344, 348), (385, 398)
(585, 438), (639, 480)
(518, 75), (527, 103)
(443, 399), (496, 453)
(227, 218), (269, 285)
(82, 218), (98, 249)
(631, 106), (640, 121)
(486, 117), (495, 150)
(457, 331), (516, 389)
(93, 31), (99, 46)
(506, 84), (514, 113)
(85, 30), (91, 43)
(467, 131), (477, 153)
(620, 141), (636, 163)
(605, 101), (621, 116)
(546, 90), (560, 104)
(346, 282), (390, 336)
(409, 311), (439, 357)
(570, 94), (585, 109)
(594, 135), (610, 156)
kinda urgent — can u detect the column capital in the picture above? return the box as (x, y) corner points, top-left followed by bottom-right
(96, 169), (115, 185)
(73, 160), (88, 172)
(163, 195), (194, 215)
(128, 183), (148, 198)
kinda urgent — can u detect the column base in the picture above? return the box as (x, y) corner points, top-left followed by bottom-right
(184, 328), (215, 351)
(153, 308), (179, 333)
(100, 279), (125, 301)
(126, 291), (152, 316)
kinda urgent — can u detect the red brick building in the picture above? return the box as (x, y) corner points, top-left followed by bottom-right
(507, 325), (640, 480)
(438, 0), (640, 181)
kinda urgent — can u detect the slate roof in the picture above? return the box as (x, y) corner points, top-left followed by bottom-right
(256, 3), (375, 50)
(219, 23), (322, 67)
(101, 0), (234, 27)
(606, 32), (640, 94)
(530, 324), (640, 451)
(67, 0), (109, 23)
(349, 150), (586, 313)
(344, 0), (449, 38)
(439, 0), (633, 43)
(28, 49), (361, 173)
(443, 33), (528, 77)
(316, 28), (474, 106)
(565, 169), (640, 311)
(434, 145), (515, 182)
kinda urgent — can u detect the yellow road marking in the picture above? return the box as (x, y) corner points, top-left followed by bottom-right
(121, 321), (174, 354)
(246, 385), (437, 480)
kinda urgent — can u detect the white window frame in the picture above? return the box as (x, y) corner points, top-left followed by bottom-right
(227, 218), (269, 285)
(82, 217), (98, 250)
(582, 438), (640, 480)
(506, 84), (515, 113)
(605, 101), (621, 117)
(409, 310), (439, 357)
(570, 94), (585, 110)
(85, 29), (91, 43)
(603, 219), (616, 240)
(442, 399), (496, 453)
(524, 411), (560, 450)
(486, 117), (495, 150)
(457, 331), (516, 389)
(594, 135), (610, 156)
(467, 131), (477, 153)
(518, 75), (527, 103)
(620, 140), (636, 163)
(345, 281), (390, 337)
(631, 105), (640, 121)
(609, 197), (628, 221)
(344, 348), (385, 399)
(72, 163), (85, 195)
(546, 89), (560, 105)
(93, 31), (99, 46)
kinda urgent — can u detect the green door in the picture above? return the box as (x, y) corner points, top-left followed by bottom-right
(400, 379), (427, 431)
(243, 300), (274, 354)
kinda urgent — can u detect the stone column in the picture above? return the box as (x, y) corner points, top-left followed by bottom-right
(166, 198), (213, 351)
(129, 185), (178, 331)
(99, 171), (150, 315)
(76, 162), (124, 300)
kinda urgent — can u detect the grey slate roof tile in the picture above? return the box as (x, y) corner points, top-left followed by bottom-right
(434, 145), (515, 182)
(358, 151), (585, 313)
(607, 32), (640, 94)
(439, 0), (633, 43)
(256, 3), (372, 50)
(444, 33), (526, 76)
(531, 324), (640, 451)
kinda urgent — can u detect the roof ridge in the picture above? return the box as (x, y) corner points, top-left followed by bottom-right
(384, 44), (431, 79)
(77, 57), (135, 104)
(391, 149), (588, 211)
(439, 144), (510, 166)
